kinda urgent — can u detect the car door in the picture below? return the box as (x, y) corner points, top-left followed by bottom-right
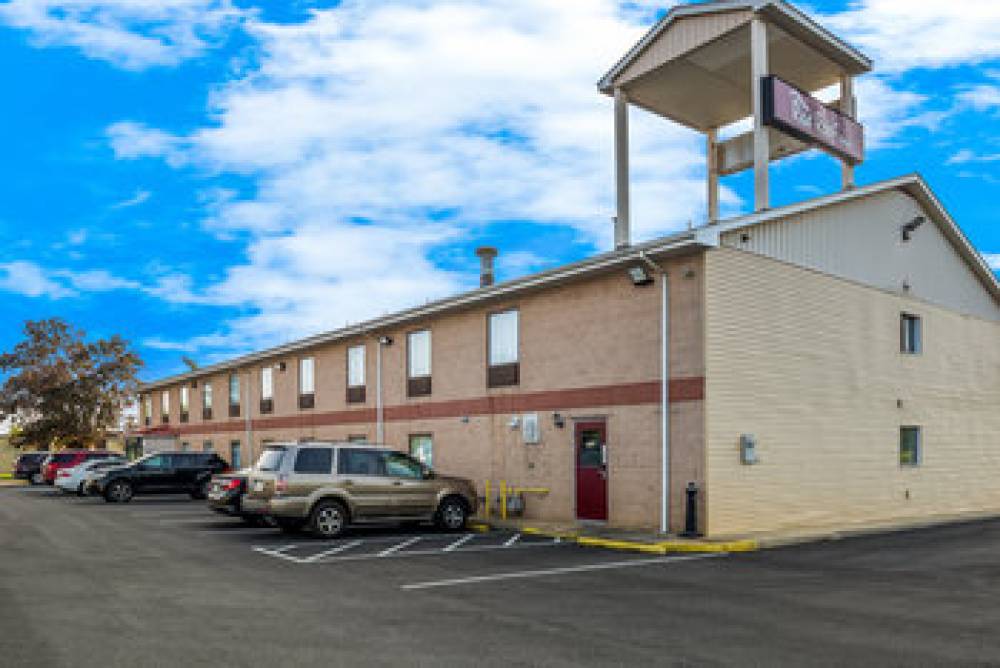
(336, 449), (396, 519)
(169, 454), (198, 492)
(134, 454), (172, 492)
(381, 451), (437, 517)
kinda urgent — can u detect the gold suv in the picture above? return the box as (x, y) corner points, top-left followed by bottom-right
(243, 442), (478, 538)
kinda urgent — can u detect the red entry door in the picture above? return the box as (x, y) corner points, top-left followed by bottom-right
(575, 421), (608, 521)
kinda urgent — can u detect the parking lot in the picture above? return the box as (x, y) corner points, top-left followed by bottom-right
(5, 486), (1000, 666)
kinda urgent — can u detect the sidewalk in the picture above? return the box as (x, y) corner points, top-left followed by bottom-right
(471, 517), (758, 554)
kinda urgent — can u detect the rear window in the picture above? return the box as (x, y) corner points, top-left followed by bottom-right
(338, 449), (385, 476)
(52, 453), (77, 463)
(19, 454), (45, 464)
(256, 447), (286, 472)
(294, 448), (333, 474)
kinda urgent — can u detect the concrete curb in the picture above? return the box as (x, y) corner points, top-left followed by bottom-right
(476, 521), (758, 554)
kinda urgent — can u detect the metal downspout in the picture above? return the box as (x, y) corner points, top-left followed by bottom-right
(375, 340), (384, 444)
(640, 252), (670, 534)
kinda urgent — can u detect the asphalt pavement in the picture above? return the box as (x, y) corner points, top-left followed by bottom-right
(3, 485), (1000, 667)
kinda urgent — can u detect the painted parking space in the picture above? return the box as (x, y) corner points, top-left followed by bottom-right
(252, 531), (570, 564)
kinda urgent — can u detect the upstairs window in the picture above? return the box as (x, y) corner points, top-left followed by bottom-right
(900, 426), (922, 466)
(143, 395), (152, 426)
(347, 345), (366, 403)
(229, 374), (240, 418)
(488, 309), (519, 387)
(160, 391), (170, 423)
(260, 366), (274, 414)
(901, 313), (922, 354)
(299, 357), (315, 409)
(202, 383), (213, 420)
(179, 387), (190, 423)
(407, 330), (432, 397)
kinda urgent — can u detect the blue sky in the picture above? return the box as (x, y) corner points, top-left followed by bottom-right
(0, 0), (997, 381)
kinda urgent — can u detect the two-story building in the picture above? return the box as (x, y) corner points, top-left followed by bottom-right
(137, 1), (1000, 537)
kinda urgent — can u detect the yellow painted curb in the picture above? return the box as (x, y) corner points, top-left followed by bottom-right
(468, 522), (492, 533)
(523, 526), (580, 540)
(575, 536), (758, 554)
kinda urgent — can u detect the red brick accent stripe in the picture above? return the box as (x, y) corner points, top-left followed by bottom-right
(138, 377), (704, 436)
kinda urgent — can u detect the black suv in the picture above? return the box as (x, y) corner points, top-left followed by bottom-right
(13, 452), (48, 484)
(97, 452), (230, 503)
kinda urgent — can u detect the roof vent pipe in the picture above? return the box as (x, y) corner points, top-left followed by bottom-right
(475, 246), (498, 287)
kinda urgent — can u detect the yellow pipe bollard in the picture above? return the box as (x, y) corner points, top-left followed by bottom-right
(483, 479), (490, 521)
(500, 480), (507, 521)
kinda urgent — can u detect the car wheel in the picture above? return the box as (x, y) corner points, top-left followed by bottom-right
(309, 500), (349, 539)
(276, 518), (305, 534)
(190, 480), (210, 500)
(104, 480), (133, 503)
(435, 496), (469, 532)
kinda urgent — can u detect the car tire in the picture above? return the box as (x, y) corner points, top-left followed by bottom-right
(435, 496), (469, 532)
(308, 500), (349, 539)
(276, 518), (305, 535)
(190, 480), (210, 500)
(104, 480), (133, 503)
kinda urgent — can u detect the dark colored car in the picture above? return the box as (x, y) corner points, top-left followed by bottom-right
(206, 471), (273, 526)
(13, 452), (48, 484)
(97, 451), (230, 503)
(41, 450), (119, 485)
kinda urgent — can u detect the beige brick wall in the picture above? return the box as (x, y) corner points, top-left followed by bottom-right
(143, 254), (708, 529)
(704, 247), (1000, 537)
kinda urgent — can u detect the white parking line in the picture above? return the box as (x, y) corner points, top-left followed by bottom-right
(252, 545), (306, 563)
(304, 540), (363, 563)
(442, 534), (475, 552)
(401, 553), (725, 590)
(312, 540), (566, 564)
(503, 533), (521, 548)
(378, 537), (422, 557)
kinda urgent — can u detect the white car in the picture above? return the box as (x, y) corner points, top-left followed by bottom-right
(55, 457), (126, 495)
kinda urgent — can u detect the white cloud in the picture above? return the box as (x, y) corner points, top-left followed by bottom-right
(983, 254), (1000, 271)
(947, 149), (1000, 165)
(958, 84), (1000, 112)
(0, 261), (76, 299)
(53, 268), (140, 292)
(822, 0), (1000, 73)
(111, 189), (152, 209)
(107, 0), (743, 354)
(0, 0), (244, 70)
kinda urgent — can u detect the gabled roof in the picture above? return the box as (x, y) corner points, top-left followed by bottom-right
(141, 174), (997, 392)
(598, 0), (872, 93)
(699, 173), (1000, 306)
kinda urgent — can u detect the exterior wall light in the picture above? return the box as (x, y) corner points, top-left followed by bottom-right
(902, 216), (925, 241)
(627, 266), (653, 286)
(552, 412), (565, 428)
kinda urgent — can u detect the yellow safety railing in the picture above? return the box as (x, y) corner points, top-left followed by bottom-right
(481, 480), (550, 521)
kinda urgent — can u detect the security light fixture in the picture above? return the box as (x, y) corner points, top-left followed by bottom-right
(627, 265), (653, 286)
(378, 336), (393, 346)
(275, 361), (286, 372)
(902, 216), (925, 241)
(552, 412), (565, 429)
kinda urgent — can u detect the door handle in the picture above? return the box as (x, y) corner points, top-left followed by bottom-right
(392, 480), (403, 486)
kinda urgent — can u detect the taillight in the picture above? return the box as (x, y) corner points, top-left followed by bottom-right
(224, 478), (241, 491)
(57, 470), (70, 477)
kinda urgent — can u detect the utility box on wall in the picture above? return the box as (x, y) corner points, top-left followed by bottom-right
(740, 434), (758, 465)
(522, 413), (540, 444)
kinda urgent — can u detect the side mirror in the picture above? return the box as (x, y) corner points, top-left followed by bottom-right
(422, 468), (435, 480)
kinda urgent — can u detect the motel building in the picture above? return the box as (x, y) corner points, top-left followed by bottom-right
(136, 0), (1000, 538)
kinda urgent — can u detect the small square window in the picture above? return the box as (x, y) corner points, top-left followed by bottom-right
(900, 426), (921, 466)
(900, 314), (922, 354)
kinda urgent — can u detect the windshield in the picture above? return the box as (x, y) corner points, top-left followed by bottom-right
(256, 447), (286, 472)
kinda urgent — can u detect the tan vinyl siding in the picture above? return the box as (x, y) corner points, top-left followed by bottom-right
(704, 247), (1000, 537)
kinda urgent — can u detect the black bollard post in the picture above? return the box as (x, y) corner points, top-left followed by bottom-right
(681, 481), (701, 537)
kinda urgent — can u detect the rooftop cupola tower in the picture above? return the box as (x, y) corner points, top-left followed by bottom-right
(599, 0), (872, 244)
